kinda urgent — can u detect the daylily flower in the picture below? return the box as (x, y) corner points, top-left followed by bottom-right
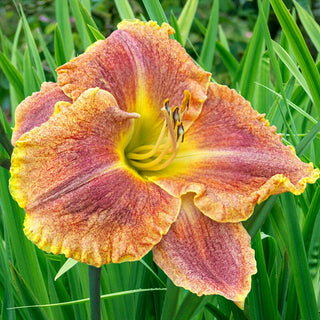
(9, 20), (319, 307)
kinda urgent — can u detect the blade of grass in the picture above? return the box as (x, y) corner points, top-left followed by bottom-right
(69, 0), (92, 49)
(235, 0), (269, 100)
(55, 258), (79, 281)
(55, 0), (74, 60)
(173, 293), (209, 320)
(302, 185), (320, 252)
(258, 0), (298, 145)
(8, 288), (167, 310)
(54, 24), (67, 67)
(215, 41), (239, 81)
(10, 264), (50, 320)
(272, 40), (311, 98)
(244, 195), (278, 237)
(294, 1), (320, 53)
(177, 0), (198, 46)
(251, 231), (280, 320)
(37, 30), (57, 81)
(23, 47), (41, 97)
(142, 0), (168, 24)
(19, 6), (46, 83)
(281, 192), (319, 320)
(78, 0), (101, 44)
(0, 52), (24, 103)
(170, 11), (183, 45)
(306, 206), (320, 294)
(114, 0), (135, 20)
(161, 279), (183, 320)
(87, 25), (105, 41)
(199, 0), (219, 71)
(269, 0), (320, 116)
(10, 19), (23, 118)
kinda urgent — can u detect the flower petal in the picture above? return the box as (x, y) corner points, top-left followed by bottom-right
(57, 20), (210, 147)
(12, 82), (72, 145)
(153, 193), (256, 307)
(149, 83), (319, 222)
(10, 88), (180, 266)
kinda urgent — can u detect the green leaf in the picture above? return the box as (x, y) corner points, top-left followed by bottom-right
(244, 195), (278, 237)
(272, 40), (311, 98)
(281, 193), (319, 320)
(55, 0), (74, 60)
(19, 6), (46, 83)
(114, 0), (135, 20)
(69, 0), (92, 49)
(161, 280), (183, 320)
(87, 25), (105, 41)
(54, 258), (78, 281)
(0, 52), (24, 102)
(199, 0), (219, 71)
(251, 231), (280, 320)
(142, 0), (168, 24)
(235, 0), (269, 101)
(54, 24), (67, 67)
(215, 41), (239, 81)
(170, 11), (183, 45)
(173, 292), (209, 320)
(177, 0), (198, 46)
(37, 30), (57, 81)
(270, 0), (320, 116)
(23, 47), (41, 97)
(10, 265), (50, 319)
(294, 1), (320, 54)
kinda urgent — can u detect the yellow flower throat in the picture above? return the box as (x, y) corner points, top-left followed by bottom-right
(127, 90), (191, 172)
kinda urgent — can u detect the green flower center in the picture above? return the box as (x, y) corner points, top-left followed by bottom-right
(126, 91), (190, 172)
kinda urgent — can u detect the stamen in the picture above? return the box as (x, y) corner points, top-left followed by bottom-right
(129, 137), (172, 169)
(176, 122), (184, 142)
(180, 90), (191, 118)
(172, 107), (180, 128)
(161, 107), (177, 150)
(126, 91), (190, 172)
(127, 121), (167, 160)
(134, 136), (183, 172)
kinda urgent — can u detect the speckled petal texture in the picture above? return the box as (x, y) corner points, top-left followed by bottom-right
(150, 83), (319, 222)
(153, 194), (256, 308)
(12, 82), (72, 145)
(57, 20), (210, 148)
(9, 88), (180, 266)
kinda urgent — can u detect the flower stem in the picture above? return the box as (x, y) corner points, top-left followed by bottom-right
(88, 266), (101, 320)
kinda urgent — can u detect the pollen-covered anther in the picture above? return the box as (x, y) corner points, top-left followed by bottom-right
(127, 91), (190, 172)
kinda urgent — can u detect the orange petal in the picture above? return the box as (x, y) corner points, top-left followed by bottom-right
(153, 193), (256, 307)
(149, 83), (319, 222)
(12, 82), (72, 145)
(10, 88), (180, 266)
(57, 20), (210, 147)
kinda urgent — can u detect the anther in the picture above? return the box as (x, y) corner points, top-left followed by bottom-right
(164, 99), (171, 115)
(177, 123), (184, 142)
(172, 107), (180, 127)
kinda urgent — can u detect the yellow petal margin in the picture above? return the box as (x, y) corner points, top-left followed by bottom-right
(57, 20), (210, 148)
(149, 83), (319, 222)
(153, 193), (257, 308)
(10, 88), (180, 266)
(12, 82), (71, 145)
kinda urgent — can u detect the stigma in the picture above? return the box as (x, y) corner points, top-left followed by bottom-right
(127, 90), (190, 172)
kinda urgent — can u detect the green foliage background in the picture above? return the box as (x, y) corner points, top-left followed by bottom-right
(1, 0), (320, 319)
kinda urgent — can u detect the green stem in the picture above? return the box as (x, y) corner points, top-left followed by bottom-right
(88, 266), (101, 320)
